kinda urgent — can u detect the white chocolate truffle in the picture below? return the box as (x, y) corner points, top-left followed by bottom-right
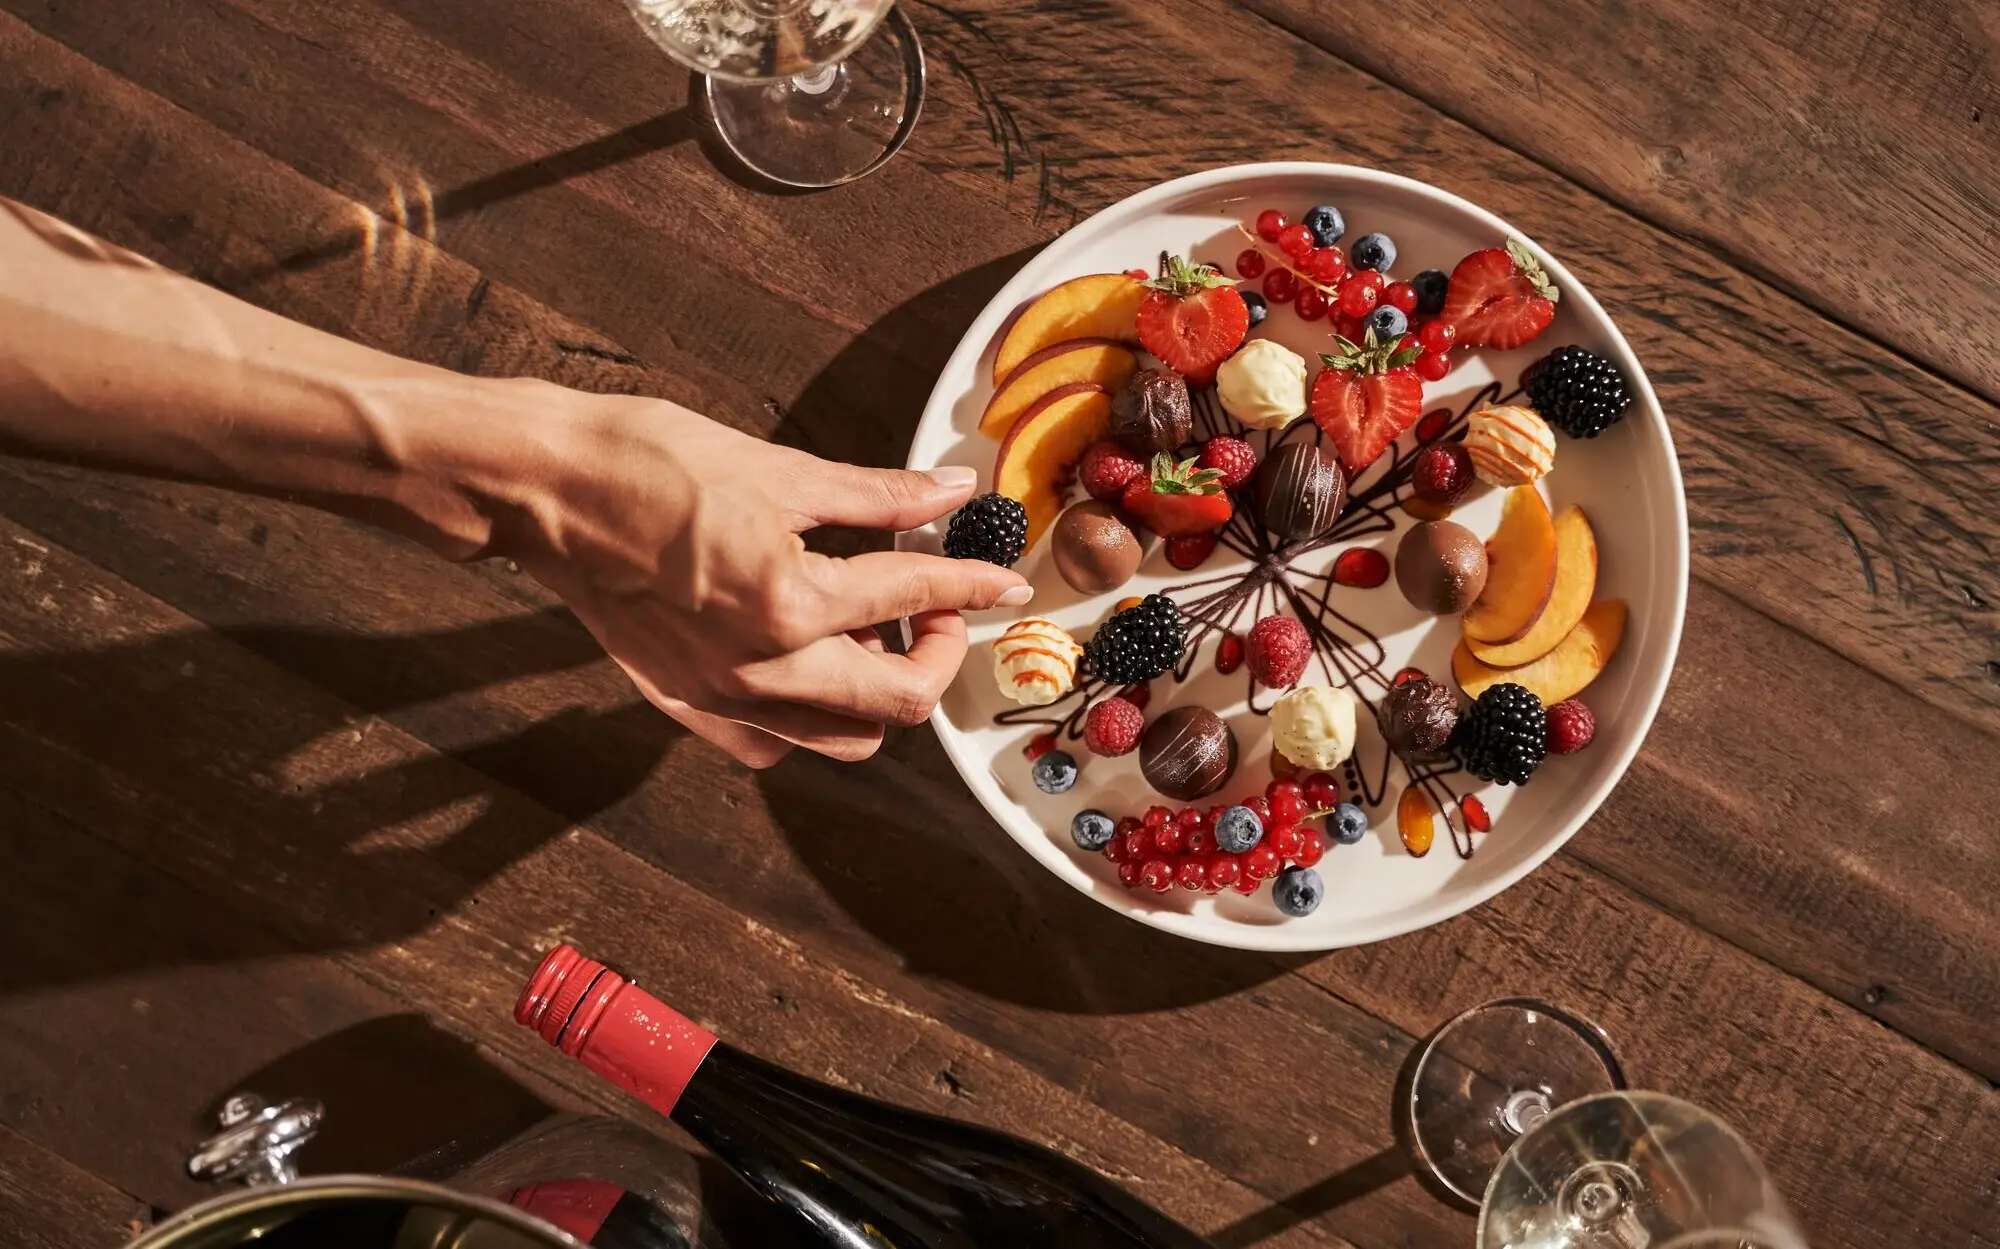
(1270, 685), (1359, 771)
(1215, 339), (1308, 430)
(992, 618), (1084, 707)
(1464, 405), (1556, 487)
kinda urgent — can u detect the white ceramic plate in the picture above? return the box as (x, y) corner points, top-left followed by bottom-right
(901, 163), (1686, 951)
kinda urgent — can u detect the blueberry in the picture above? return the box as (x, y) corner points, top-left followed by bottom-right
(1329, 802), (1369, 845)
(1214, 804), (1264, 853)
(1366, 305), (1408, 342)
(1240, 289), (1269, 328)
(1070, 808), (1116, 851)
(1272, 866), (1324, 917)
(1351, 232), (1396, 272)
(1302, 205), (1346, 247)
(1032, 750), (1078, 795)
(1411, 268), (1449, 316)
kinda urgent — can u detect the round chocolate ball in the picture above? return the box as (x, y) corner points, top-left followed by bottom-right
(1052, 501), (1142, 594)
(1379, 677), (1461, 760)
(1254, 442), (1347, 543)
(1139, 706), (1237, 801)
(1111, 368), (1194, 456)
(1394, 520), (1489, 614)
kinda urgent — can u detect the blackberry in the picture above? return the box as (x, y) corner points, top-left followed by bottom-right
(1454, 683), (1547, 786)
(943, 492), (1028, 566)
(1083, 593), (1185, 685)
(1525, 346), (1632, 439)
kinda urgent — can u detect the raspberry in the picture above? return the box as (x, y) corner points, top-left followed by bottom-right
(1079, 440), (1145, 502)
(1084, 697), (1144, 756)
(1546, 699), (1596, 755)
(1216, 631), (1245, 675)
(1199, 436), (1259, 489)
(1411, 442), (1474, 505)
(1166, 532), (1218, 570)
(1247, 615), (1311, 688)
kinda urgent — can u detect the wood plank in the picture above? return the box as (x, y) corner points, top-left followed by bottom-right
(0, 1125), (151, 1249)
(3, 0), (1995, 739)
(0, 498), (1995, 1245)
(1239, 0), (2000, 404)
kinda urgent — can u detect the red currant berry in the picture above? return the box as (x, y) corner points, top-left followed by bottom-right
(1333, 312), (1366, 342)
(1294, 288), (1329, 321)
(1235, 248), (1267, 279)
(1232, 872), (1261, 895)
(1382, 281), (1420, 314)
(1415, 408), (1456, 443)
(1186, 825), (1212, 855)
(1293, 828), (1325, 868)
(1255, 209), (1287, 243)
(1357, 269), (1389, 297)
(1177, 807), (1206, 832)
(1305, 246), (1345, 284)
(1415, 348), (1452, 382)
(1115, 815), (1143, 838)
(1216, 632), (1245, 674)
(1462, 794), (1492, 832)
(1103, 834), (1129, 863)
(1392, 666), (1428, 686)
(1268, 823), (1304, 861)
(1265, 776), (1303, 805)
(1119, 682), (1152, 712)
(1143, 805), (1171, 830)
(1023, 732), (1058, 761)
(1140, 857), (1176, 892)
(1243, 844), (1282, 880)
(1121, 829), (1151, 862)
(1331, 547), (1390, 588)
(1244, 796), (1272, 826)
(1205, 852), (1242, 890)
(1118, 859), (1144, 888)
(1418, 319), (1455, 353)
(1123, 268), (1151, 281)
(1262, 269), (1297, 303)
(1175, 858), (1209, 891)
(1270, 787), (1306, 826)
(1277, 223), (1316, 259)
(1336, 277), (1378, 319)
(1152, 820), (1186, 856)
(1302, 772), (1340, 813)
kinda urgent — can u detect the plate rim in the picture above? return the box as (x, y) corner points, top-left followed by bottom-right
(905, 160), (1689, 951)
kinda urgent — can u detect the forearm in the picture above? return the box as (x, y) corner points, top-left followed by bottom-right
(0, 196), (560, 559)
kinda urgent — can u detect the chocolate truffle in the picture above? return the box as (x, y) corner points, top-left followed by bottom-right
(1052, 501), (1142, 594)
(1254, 442), (1347, 543)
(1394, 520), (1489, 614)
(1379, 677), (1461, 760)
(1140, 706), (1237, 801)
(1112, 368), (1193, 456)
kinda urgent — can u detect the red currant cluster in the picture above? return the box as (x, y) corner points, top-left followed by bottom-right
(1103, 772), (1345, 894)
(1238, 208), (1459, 383)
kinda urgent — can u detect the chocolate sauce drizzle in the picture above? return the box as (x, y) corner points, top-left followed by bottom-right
(998, 378), (1522, 861)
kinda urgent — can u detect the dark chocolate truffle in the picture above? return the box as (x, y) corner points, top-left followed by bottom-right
(1111, 368), (1193, 456)
(1394, 520), (1489, 614)
(1254, 442), (1347, 543)
(1052, 501), (1142, 594)
(1139, 706), (1237, 801)
(1379, 677), (1461, 760)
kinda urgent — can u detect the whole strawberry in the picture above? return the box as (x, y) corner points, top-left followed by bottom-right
(1546, 699), (1596, 755)
(1246, 615), (1312, 688)
(1137, 255), (1250, 388)
(1310, 328), (1425, 472)
(1439, 238), (1558, 350)
(1198, 436), (1259, 489)
(1410, 442), (1475, 505)
(1079, 440), (1146, 502)
(1122, 453), (1233, 537)
(1084, 696), (1146, 757)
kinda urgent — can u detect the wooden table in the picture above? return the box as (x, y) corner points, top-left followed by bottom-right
(0, 2), (1995, 1246)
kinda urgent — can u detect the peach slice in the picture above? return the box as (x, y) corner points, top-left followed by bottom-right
(980, 339), (1139, 439)
(1452, 598), (1629, 704)
(1461, 486), (1557, 642)
(992, 274), (1146, 387)
(1468, 505), (1598, 666)
(1397, 785), (1436, 857)
(993, 386), (1114, 551)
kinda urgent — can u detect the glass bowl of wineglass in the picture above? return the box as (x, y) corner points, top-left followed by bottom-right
(1404, 999), (1810, 1247)
(625, 0), (923, 188)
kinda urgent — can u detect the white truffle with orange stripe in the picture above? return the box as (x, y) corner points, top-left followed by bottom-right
(992, 618), (1085, 707)
(1463, 404), (1556, 487)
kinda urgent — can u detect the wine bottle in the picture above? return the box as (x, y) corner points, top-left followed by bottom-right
(516, 945), (1214, 1249)
(508, 1179), (689, 1249)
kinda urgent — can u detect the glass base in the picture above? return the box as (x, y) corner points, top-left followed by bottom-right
(1404, 998), (1627, 1208)
(705, 3), (923, 187)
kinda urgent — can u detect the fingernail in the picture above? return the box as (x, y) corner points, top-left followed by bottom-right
(997, 584), (1034, 607)
(927, 465), (978, 493)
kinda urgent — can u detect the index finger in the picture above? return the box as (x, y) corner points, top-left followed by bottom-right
(805, 549), (1031, 634)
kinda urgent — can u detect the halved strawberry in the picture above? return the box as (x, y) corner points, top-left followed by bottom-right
(1121, 453), (1233, 537)
(1310, 331), (1426, 472)
(1438, 239), (1558, 350)
(1136, 255), (1249, 388)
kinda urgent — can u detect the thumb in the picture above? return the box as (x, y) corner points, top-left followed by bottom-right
(790, 460), (981, 531)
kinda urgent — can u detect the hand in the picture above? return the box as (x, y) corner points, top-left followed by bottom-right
(497, 393), (1031, 767)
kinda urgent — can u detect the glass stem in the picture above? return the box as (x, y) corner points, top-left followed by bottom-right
(791, 65), (840, 94)
(1500, 1088), (1552, 1137)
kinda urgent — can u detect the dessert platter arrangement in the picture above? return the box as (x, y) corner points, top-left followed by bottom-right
(904, 165), (1686, 950)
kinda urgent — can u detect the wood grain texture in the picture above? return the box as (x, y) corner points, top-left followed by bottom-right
(1240, 0), (2000, 403)
(0, 1125), (151, 1249)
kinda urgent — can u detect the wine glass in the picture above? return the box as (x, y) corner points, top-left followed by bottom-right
(1403, 999), (1809, 1248)
(624, 0), (924, 188)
